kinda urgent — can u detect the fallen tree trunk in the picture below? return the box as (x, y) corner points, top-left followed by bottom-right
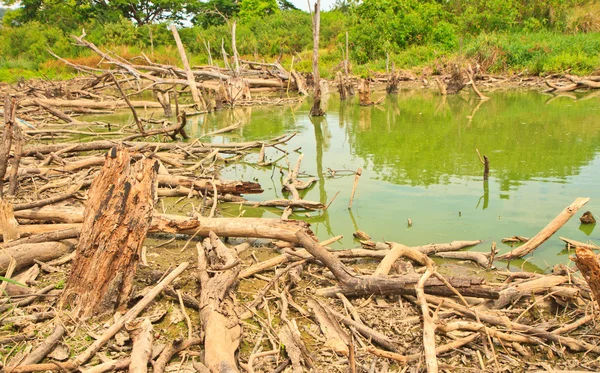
(157, 175), (262, 195)
(497, 197), (589, 260)
(0, 241), (71, 275)
(59, 146), (159, 319)
(12, 207), (312, 243)
(197, 232), (241, 372)
(22, 133), (295, 156)
(295, 230), (498, 299)
(21, 98), (166, 110)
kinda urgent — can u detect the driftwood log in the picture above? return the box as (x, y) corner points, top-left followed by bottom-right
(497, 197), (589, 260)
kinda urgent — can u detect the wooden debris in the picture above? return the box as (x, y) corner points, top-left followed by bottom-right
(498, 197), (589, 260)
(572, 246), (600, 310)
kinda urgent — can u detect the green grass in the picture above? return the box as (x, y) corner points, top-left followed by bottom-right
(1, 29), (599, 82)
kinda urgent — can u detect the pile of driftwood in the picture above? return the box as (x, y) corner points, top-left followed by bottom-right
(44, 27), (307, 116)
(2, 79), (600, 373)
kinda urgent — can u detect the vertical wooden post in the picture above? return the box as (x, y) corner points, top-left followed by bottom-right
(231, 20), (240, 75)
(0, 96), (16, 197)
(7, 124), (22, 196)
(170, 25), (205, 110)
(345, 31), (349, 76)
(309, 0), (325, 117)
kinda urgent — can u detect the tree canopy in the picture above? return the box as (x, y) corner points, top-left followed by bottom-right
(0, 0), (202, 26)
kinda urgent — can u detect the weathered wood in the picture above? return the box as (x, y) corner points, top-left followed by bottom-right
(498, 197), (590, 260)
(197, 232), (241, 372)
(21, 98), (166, 109)
(171, 25), (205, 110)
(435, 251), (492, 268)
(560, 236), (599, 250)
(357, 79), (374, 105)
(295, 230), (498, 299)
(572, 246), (600, 310)
(493, 275), (567, 308)
(307, 298), (349, 355)
(0, 199), (20, 242)
(13, 206), (312, 242)
(7, 124), (23, 196)
(22, 133), (295, 156)
(126, 318), (153, 373)
(0, 241), (70, 275)
(6, 262), (189, 373)
(158, 175), (262, 195)
(309, 0), (325, 117)
(0, 96), (16, 196)
(13, 323), (65, 366)
(59, 146), (159, 319)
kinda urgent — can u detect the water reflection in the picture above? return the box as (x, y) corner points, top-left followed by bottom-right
(198, 90), (600, 270)
(338, 91), (600, 191)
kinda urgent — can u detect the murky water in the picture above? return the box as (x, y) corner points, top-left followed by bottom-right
(182, 89), (600, 271)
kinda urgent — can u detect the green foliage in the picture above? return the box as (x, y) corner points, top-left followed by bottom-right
(192, 0), (239, 28)
(463, 31), (600, 75)
(0, 7), (6, 20)
(0, 0), (599, 82)
(238, 0), (278, 20)
(349, 0), (455, 63)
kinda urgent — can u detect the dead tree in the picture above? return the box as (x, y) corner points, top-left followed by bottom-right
(59, 146), (159, 319)
(309, 0), (325, 117)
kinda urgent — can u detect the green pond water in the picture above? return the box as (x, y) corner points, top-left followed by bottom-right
(184, 89), (600, 272)
(84, 89), (600, 272)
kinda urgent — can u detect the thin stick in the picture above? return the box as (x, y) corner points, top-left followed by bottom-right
(348, 168), (363, 209)
(110, 73), (144, 135)
(177, 290), (193, 340)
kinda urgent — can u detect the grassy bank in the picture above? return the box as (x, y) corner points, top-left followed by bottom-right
(0, 4), (599, 83)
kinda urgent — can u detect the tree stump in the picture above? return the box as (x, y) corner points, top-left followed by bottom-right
(358, 79), (374, 106)
(446, 65), (465, 94)
(573, 246), (600, 310)
(337, 71), (347, 100)
(386, 71), (400, 94)
(59, 146), (159, 319)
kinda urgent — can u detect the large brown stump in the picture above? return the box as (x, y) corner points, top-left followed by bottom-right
(59, 146), (159, 319)
(573, 246), (600, 310)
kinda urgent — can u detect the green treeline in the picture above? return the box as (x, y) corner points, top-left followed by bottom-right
(0, 0), (599, 82)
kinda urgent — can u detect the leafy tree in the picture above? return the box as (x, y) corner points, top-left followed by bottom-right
(0, 7), (6, 20)
(1, 0), (201, 26)
(238, 0), (278, 20)
(1, 0), (96, 29)
(93, 0), (201, 25)
(277, 0), (298, 11)
(192, 0), (239, 28)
